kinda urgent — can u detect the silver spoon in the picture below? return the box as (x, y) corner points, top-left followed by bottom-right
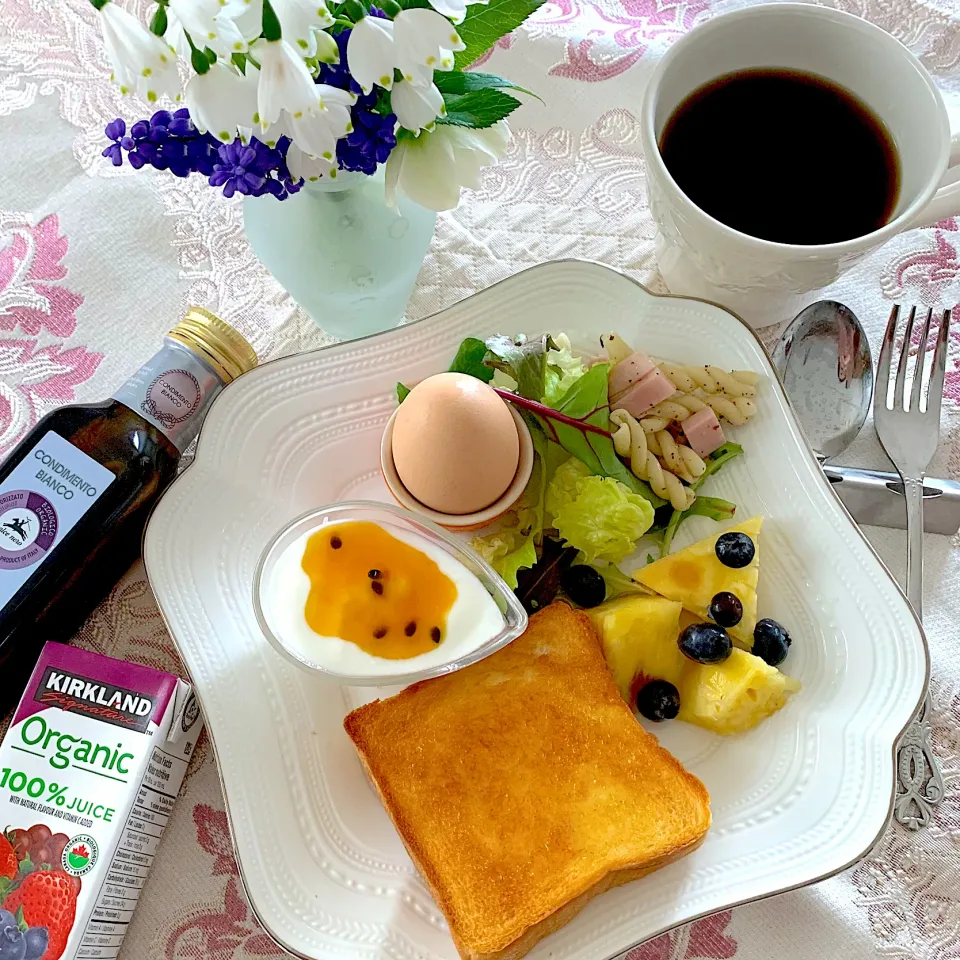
(773, 301), (960, 534)
(772, 300), (873, 461)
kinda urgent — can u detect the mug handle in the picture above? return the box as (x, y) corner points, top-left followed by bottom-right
(904, 132), (960, 230)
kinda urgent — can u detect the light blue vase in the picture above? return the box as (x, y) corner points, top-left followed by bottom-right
(242, 170), (437, 340)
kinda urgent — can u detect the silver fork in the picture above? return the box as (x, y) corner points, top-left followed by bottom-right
(874, 304), (950, 830)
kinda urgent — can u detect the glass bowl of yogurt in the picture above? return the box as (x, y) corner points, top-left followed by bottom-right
(253, 501), (528, 685)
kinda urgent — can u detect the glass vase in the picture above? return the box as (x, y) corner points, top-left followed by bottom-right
(242, 170), (437, 340)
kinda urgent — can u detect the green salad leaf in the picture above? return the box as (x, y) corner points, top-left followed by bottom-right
(542, 339), (586, 406)
(448, 336), (495, 381)
(396, 336), (493, 402)
(546, 457), (655, 564)
(660, 442), (744, 553)
(547, 364), (663, 506)
(592, 562), (651, 600)
(484, 334), (550, 400)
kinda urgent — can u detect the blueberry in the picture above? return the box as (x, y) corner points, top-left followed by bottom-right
(715, 532), (755, 568)
(0, 913), (24, 960)
(752, 618), (791, 666)
(560, 565), (606, 608)
(22, 928), (47, 960)
(636, 680), (681, 722)
(708, 591), (743, 627)
(679, 622), (732, 664)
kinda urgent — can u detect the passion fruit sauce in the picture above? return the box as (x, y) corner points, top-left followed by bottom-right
(301, 520), (458, 659)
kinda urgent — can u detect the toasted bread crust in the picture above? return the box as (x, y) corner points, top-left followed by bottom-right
(344, 602), (711, 960)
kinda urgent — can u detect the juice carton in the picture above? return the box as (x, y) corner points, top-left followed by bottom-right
(0, 642), (201, 960)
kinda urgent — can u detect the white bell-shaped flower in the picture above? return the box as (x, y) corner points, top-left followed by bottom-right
(271, 0), (335, 58)
(313, 29), (340, 64)
(393, 9), (463, 84)
(186, 62), (260, 142)
(169, 0), (249, 56)
(233, 0), (266, 43)
(163, 7), (193, 61)
(286, 143), (336, 182)
(255, 38), (322, 126)
(424, 0), (488, 24)
(391, 79), (445, 134)
(385, 120), (509, 211)
(98, 1), (181, 103)
(346, 15), (396, 93)
(286, 85), (355, 159)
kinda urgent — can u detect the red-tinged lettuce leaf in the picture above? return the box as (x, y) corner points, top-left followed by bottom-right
(547, 364), (664, 506)
(483, 334), (551, 400)
(514, 536), (578, 615)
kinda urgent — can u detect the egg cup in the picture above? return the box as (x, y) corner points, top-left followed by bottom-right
(380, 404), (535, 531)
(253, 501), (528, 686)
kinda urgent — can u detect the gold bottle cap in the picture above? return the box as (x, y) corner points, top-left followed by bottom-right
(168, 306), (258, 384)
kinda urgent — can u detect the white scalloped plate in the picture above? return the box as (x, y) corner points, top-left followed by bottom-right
(143, 260), (927, 960)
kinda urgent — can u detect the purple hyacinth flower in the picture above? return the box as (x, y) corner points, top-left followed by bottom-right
(102, 118), (127, 166)
(210, 140), (267, 198)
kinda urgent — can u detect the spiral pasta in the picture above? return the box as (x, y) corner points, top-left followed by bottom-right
(611, 410), (696, 511)
(657, 362), (759, 398)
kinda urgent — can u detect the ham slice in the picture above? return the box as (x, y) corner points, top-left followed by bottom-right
(609, 351), (657, 399)
(613, 368), (676, 417)
(682, 406), (725, 457)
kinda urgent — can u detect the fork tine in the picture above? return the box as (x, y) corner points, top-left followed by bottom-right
(877, 304), (899, 409)
(894, 306), (916, 411)
(927, 309), (951, 417)
(910, 308), (933, 412)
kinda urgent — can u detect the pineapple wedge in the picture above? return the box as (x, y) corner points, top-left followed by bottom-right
(676, 647), (801, 735)
(587, 596), (685, 700)
(634, 516), (762, 647)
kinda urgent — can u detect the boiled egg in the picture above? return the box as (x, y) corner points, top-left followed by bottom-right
(262, 519), (505, 678)
(391, 373), (520, 515)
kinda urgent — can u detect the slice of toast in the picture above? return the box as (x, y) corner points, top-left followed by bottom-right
(344, 602), (711, 960)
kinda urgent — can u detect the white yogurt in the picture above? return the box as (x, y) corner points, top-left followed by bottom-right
(261, 522), (506, 678)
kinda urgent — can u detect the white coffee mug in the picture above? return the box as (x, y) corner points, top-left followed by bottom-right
(641, 3), (960, 328)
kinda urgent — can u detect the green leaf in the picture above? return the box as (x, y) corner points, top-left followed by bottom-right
(454, 0), (547, 68)
(659, 443), (744, 552)
(396, 382), (410, 403)
(0, 876), (12, 901)
(592, 562), (649, 600)
(448, 337), (495, 382)
(548, 364), (664, 506)
(438, 89), (521, 129)
(15, 906), (25, 932)
(483, 334), (550, 400)
(433, 70), (541, 101)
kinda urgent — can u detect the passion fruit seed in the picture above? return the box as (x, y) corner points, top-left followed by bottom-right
(373, 626), (388, 639)
(368, 569), (381, 579)
(330, 535), (342, 549)
(405, 622), (417, 637)
(371, 580), (384, 596)
(431, 627), (442, 643)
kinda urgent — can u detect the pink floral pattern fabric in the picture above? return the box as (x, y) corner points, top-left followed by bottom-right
(1, 0), (960, 957)
(0, 214), (100, 453)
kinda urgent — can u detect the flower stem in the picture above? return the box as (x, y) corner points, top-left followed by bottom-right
(492, 388), (612, 437)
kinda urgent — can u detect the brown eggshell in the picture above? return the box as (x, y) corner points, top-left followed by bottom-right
(391, 373), (520, 515)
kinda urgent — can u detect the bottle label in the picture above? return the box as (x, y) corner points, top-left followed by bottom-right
(0, 431), (115, 606)
(112, 341), (223, 452)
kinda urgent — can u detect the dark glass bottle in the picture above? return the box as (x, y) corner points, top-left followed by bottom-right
(0, 308), (256, 710)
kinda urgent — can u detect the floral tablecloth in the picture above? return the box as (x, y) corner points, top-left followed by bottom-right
(2, 0), (960, 956)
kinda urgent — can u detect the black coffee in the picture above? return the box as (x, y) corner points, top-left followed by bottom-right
(659, 69), (900, 245)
